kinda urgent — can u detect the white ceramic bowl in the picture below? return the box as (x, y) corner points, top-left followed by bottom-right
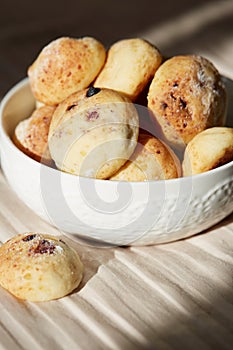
(0, 78), (233, 246)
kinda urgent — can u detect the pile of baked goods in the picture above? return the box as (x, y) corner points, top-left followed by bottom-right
(3, 37), (233, 302)
(14, 36), (233, 180)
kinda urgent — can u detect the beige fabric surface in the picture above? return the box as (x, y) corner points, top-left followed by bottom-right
(1, 1), (233, 349)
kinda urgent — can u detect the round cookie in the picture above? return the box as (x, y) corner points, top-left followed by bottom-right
(28, 37), (106, 105)
(48, 87), (139, 179)
(110, 132), (181, 181)
(0, 233), (83, 302)
(182, 127), (233, 176)
(94, 38), (162, 101)
(13, 105), (55, 164)
(147, 55), (227, 149)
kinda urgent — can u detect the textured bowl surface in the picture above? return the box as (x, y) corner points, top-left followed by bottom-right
(0, 78), (233, 246)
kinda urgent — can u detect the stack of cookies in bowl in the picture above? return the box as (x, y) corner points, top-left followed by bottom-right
(13, 36), (233, 181)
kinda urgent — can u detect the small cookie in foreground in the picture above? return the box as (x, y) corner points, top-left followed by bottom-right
(0, 233), (83, 302)
(94, 38), (162, 101)
(28, 36), (106, 105)
(182, 127), (233, 176)
(148, 55), (227, 149)
(110, 133), (181, 181)
(13, 105), (55, 164)
(49, 87), (139, 179)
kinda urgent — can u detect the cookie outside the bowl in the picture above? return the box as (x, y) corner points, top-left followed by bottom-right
(0, 233), (83, 302)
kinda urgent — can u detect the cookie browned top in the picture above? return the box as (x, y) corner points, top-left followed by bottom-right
(0, 233), (83, 302)
(14, 105), (55, 163)
(148, 55), (227, 148)
(28, 37), (106, 105)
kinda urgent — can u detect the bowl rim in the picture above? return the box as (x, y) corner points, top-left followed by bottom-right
(0, 77), (233, 185)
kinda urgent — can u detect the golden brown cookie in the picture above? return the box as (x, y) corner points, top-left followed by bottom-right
(28, 37), (106, 105)
(147, 55), (227, 149)
(0, 233), (83, 302)
(182, 127), (233, 176)
(13, 105), (55, 164)
(48, 87), (139, 179)
(110, 132), (181, 181)
(94, 38), (162, 101)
